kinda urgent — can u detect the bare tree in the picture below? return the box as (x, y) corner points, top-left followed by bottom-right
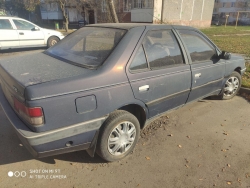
(107, 0), (119, 23)
(44, 0), (69, 32)
(23, 0), (40, 12)
(78, 0), (119, 23)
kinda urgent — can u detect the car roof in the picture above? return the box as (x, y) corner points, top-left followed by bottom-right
(87, 23), (195, 30)
(0, 16), (23, 19)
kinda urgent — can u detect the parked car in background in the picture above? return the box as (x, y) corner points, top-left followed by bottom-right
(0, 24), (246, 162)
(0, 16), (64, 50)
(211, 18), (223, 26)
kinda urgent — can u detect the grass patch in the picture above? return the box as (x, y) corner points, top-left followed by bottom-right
(201, 26), (250, 57)
(201, 26), (250, 35)
(201, 26), (250, 89)
(242, 62), (250, 88)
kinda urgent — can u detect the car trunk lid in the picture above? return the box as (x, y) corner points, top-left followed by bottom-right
(0, 52), (93, 102)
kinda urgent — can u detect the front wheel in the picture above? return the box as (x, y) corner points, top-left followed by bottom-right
(221, 71), (241, 100)
(47, 36), (59, 48)
(96, 110), (140, 162)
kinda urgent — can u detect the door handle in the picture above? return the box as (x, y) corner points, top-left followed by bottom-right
(139, 85), (149, 92)
(195, 73), (201, 78)
(19, 32), (24, 35)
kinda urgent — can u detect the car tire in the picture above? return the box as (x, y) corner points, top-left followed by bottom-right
(47, 36), (59, 48)
(96, 110), (140, 162)
(220, 71), (242, 100)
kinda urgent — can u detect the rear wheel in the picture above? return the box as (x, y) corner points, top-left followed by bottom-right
(47, 36), (59, 48)
(221, 71), (241, 100)
(96, 110), (140, 162)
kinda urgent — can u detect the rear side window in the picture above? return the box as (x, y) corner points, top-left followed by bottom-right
(46, 27), (126, 68)
(178, 30), (217, 63)
(130, 45), (148, 71)
(0, 19), (13, 29)
(143, 30), (184, 70)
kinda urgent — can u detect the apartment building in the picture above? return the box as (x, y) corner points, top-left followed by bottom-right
(40, 0), (214, 27)
(213, 0), (250, 24)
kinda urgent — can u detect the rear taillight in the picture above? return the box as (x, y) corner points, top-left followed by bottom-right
(13, 97), (44, 126)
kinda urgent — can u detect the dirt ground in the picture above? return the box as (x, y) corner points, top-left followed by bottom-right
(0, 50), (250, 188)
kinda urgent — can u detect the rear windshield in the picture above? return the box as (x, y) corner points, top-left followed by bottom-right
(46, 27), (126, 69)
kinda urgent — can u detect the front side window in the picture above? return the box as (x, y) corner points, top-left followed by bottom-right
(13, 20), (35, 30)
(0, 19), (13, 29)
(46, 27), (126, 68)
(142, 30), (184, 69)
(178, 30), (217, 63)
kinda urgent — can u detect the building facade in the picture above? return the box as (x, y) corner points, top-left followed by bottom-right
(154, 0), (214, 27)
(40, 0), (215, 28)
(213, 0), (250, 24)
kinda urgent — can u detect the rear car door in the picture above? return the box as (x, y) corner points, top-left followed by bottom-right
(0, 18), (19, 49)
(127, 28), (192, 118)
(12, 19), (45, 46)
(177, 29), (225, 102)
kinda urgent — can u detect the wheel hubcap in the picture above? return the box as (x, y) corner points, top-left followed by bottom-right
(223, 76), (239, 97)
(51, 40), (57, 46)
(108, 121), (136, 156)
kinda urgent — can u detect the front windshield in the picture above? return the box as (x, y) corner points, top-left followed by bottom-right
(46, 27), (127, 68)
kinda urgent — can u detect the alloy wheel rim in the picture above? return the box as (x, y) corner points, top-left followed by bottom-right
(51, 40), (57, 46)
(223, 76), (239, 97)
(108, 121), (136, 156)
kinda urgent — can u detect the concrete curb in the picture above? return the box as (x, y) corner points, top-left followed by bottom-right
(239, 87), (250, 95)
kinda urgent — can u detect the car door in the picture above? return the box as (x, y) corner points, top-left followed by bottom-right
(127, 29), (192, 119)
(12, 19), (45, 47)
(177, 29), (225, 102)
(0, 18), (19, 49)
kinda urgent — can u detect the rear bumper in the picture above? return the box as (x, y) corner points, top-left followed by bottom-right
(0, 86), (106, 158)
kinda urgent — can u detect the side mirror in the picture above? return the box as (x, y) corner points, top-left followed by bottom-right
(32, 27), (40, 31)
(220, 51), (231, 60)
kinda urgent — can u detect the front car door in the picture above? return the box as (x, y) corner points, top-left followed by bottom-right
(127, 27), (192, 119)
(176, 29), (225, 102)
(12, 19), (45, 47)
(0, 18), (19, 49)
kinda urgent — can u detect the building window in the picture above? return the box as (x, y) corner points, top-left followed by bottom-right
(213, 8), (217, 13)
(40, 3), (58, 12)
(102, 0), (108, 12)
(222, 2), (226, 7)
(123, 0), (131, 12)
(214, 0), (219, 3)
(231, 2), (235, 7)
(132, 0), (153, 9)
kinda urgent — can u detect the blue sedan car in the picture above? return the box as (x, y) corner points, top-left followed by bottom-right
(0, 24), (246, 162)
